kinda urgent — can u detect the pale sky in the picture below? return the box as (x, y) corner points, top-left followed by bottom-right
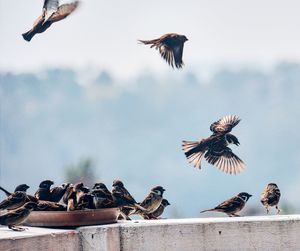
(1, 0), (300, 76)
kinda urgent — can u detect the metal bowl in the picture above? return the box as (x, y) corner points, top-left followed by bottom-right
(24, 208), (120, 227)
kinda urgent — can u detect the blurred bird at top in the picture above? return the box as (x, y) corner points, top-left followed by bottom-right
(182, 115), (245, 174)
(139, 33), (188, 69)
(22, 0), (80, 42)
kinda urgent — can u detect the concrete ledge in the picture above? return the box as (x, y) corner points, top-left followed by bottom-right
(1, 215), (300, 251)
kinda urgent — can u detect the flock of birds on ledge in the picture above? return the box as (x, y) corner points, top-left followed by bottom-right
(1, 0), (284, 231)
(0, 178), (281, 231)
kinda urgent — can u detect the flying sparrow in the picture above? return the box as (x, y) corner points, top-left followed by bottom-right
(200, 192), (252, 217)
(146, 199), (171, 219)
(49, 183), (70, 202)
(182, 115), (245, 174)
(139, 33), (188, 69)
(0, 191), (28, 211)
(0, 202), (37, 231)
(132, 186), (166, 218)
(34, 180), (54, 201)
(261, 183), (281, 214)
(22, 0), (80, 42)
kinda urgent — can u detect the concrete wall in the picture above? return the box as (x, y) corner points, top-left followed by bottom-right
(1, 215), (300, 251)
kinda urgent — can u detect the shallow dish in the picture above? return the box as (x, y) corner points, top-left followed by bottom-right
(24, 208), (120, 227)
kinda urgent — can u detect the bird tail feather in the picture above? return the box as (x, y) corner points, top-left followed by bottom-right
(200, 208), (215, 213)
(182, 140), (205, 169)
(0, 186), (11, 197)
(138, 38), (160, 46)
(22, 30), (35, 42)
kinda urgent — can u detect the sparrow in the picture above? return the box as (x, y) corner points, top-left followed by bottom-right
(139, 33), (188, 69)
(182, 115), (245, 174)
(0, 202), (37, 231)
(112, 180), (145, 212)
(76, 193), (95, 210)
(146, 199), (171, 219)
(0, 191), (28, 211)
(62, 184), (74, 205)
(34, 180), (54, 201)
(35, 200), (67, 211)
(22, 0), (80, 42)
(49, 183), (70, 202)
(92, 189), (116, 209)
(200, 192), (252, 217)
(0, 184), (30, 197)
(132, 186), (166, 217)
(260, 183), (281, 214)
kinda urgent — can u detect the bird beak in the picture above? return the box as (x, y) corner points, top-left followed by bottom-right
(249, 194), (252, 197)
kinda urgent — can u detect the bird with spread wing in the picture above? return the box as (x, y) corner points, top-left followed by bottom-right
(182, 115), (245, 174)
(139, 33), (188, 69)
(22, 0), (80, 42)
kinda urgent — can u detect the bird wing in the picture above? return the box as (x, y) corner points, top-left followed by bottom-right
(48, 2), (79, 23)
(205, 147), (245, 174)
(139, 193), (155, 208)
(158, 45), (175, 68)
(173, 44), (184, 68)
(43, 0), (59, 21)
(215, 196), (243, 212)
(210, 115), (241, 134)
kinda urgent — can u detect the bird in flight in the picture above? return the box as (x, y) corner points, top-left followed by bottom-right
(182, 115), (245, 174)
(22, 0), (80, 42)
(139, 33), (188, 69)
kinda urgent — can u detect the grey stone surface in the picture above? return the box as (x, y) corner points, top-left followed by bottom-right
(1, 215), (300, 251)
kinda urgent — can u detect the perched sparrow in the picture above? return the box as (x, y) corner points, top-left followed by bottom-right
(92, 189), (116, 209)
(50, 183), (70, 202)
(76, 194), (95, 210)
(0, 191), (28, 211)
(0, 202), (37, 231)
(146, 199), (171, 219)
(132, 186), (166, 217)
(22, 0), (80, 42)
(63, 184), (74, 205)
(182, 115), (245, 174)
(34, 180), (54, 201)
(112, 180), (145, 211)
(0, 184), (30, 197)
(200, 192), (252, 217)
(73, 182), (90, 204)
(139, 33), (188, 69)
(67, 191), (77, 211)
(261, 183), (281, 214)
(35, 200), (67, 211)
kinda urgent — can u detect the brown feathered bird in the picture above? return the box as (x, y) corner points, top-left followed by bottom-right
(49, 183), (70, 202)
(0, 191), (28, 211)
(139, 33), (188, 69)
(200, 192), (252, 217)
(182, 115), (245, 174)
(22, 0), (80, 42)
(132, 186), (165, 217)
(34, 180), (54, 201)
(0, 202), (37, 231)
(0, 184), (30, 197)
(261, 183), (281, 214)
(35, 200), (67, 211)
(112, 180), (145, 220)
(145, 199), (170, 219)
(92, 183), (116, 209)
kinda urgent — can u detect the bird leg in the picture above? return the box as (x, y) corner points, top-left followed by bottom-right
(266, 206), (269, 214)
(276, 205), (281, 214)
(232, 213), (240, 217)
(9, 225), (27, 232)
